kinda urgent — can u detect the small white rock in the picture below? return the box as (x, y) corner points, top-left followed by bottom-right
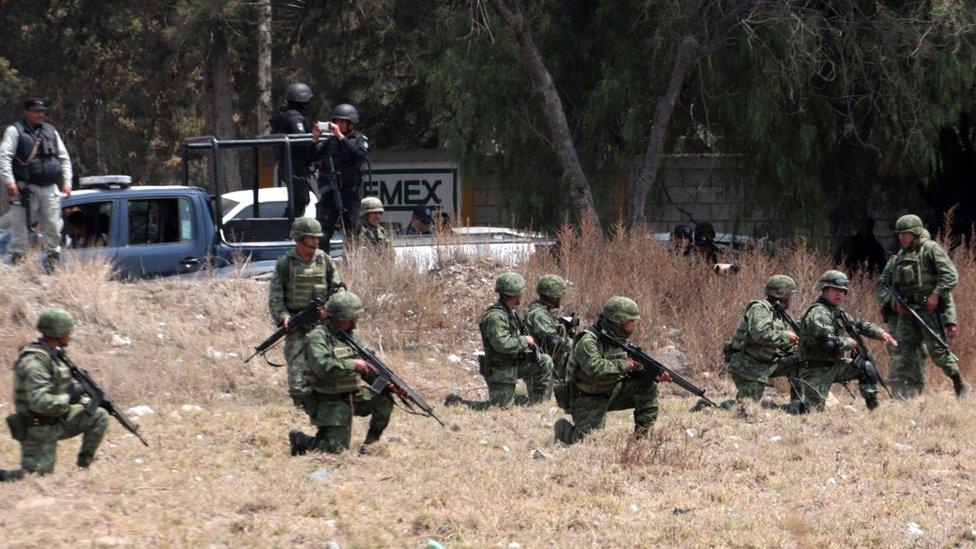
(893, 443), (913, 452)
(769, 435), (783, 443)
(205, 347), (226, 360)
(906, 522), (924, 536)
(326, 540), (340, 549)
(181, 404), (204, 413)
(826, 477), (837, 486)
(508, 543), (521, 549)
(910, 420), (917, 427)
(629, 504), (639, 513)
(134, 458), (144, 465)
(684, 428), (696, 438)
(843, 405), (858, 413)
(447, 354), (461, 364)
(195, 434), (204, 440)
(501, 445), (511, 453)
(126, 405), (155, 417)
(111, 334), (131, 347)
(479, 439), (488, 445)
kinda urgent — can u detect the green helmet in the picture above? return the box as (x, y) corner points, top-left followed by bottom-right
(361, 196), (384, 215)
(37, 307), (74, 338)
(495, 272), (525, 297)
(817, 270), (850, 292)
(326, 291), (364, 321)
(537, 274), (568, 299)
(603, 296), (640, 324)
(764, 275), (797, 300)
(894, 214), (925, 236)
(290, 217), (324, 240)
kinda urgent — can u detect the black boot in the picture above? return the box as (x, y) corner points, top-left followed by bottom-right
(553, 418), (573, 444)
(951, 373), (971, 398)
(0, 469), (24, 482)
(634, 423), (652, 440)
(9, 253), (23, 265)
(289, 430), (311, 456)
(77, 453), (94, 468)
(864, 393), (879, 411)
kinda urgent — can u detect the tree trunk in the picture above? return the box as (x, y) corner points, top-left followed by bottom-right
(256, 0), (273, 135)
(207, 25), (241, 192)
(627, 34), (698, 227)
(488, 0), (601, 230)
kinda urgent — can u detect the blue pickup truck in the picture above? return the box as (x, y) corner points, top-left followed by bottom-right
(33, 178), (296, 278)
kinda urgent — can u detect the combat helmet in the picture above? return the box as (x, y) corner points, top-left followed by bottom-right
(603, 296), (641, 324)
(289, 217), (324, 240)
(284, 83), (313, 104)
(361, 196), (384, 215)
(495, 272), (525, 297)
(817, 270), (849, 292)
(37, 307), (74, 338)
(894, 214), (925, 236)
(765, 275), (797, 300)
(537, 274), (568, 300)
(326, 291), (364, 321)
(331, 103), (360, 125)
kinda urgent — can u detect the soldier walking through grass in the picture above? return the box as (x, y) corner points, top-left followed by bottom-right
(268, 217), (345, 406)
(1, 308), (108, 481)
(876, 214), (970, 399)
(289, 292), (395, 455)
(794, 270), (897, 413)
(554, 297), (670, 444)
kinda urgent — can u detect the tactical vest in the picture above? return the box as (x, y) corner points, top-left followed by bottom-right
(13, 121), (61, 185)
(285, 251), (331, 312)
(890, 240), (942, 300)
(479, 303), (521, 365)
(798, 301), (846, 361)
(569, 330), (628, 395)
(13, 343), (70, 416)
(728, 300), (783, 363)
(358, 225), (389, 248)
(304, 327), (362, 394)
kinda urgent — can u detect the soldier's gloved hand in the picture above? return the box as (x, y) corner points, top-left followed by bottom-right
(655, 372), (672, 383)
(787, 331), (799, 344)
(881, 332), (898, 347)
(626, 359), (640, 373)
(524, 335), (536, 347)
(925, 293), (940, 314)
(353, 360), (375, 376)
(68, 383), (83, 405)
(946, 324), (959, 341)
(281, 316), (291, 329)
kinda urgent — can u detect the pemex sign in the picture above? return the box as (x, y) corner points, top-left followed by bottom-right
(361, 162), (459, 230)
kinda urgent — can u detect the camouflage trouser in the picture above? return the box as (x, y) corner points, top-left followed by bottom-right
(302, 388), (394, 453)
(284, 330), (308, 405)
(20, 405), (109, 474)
(890, 308), (957, 396)
(482, 355), (553, 409)
(728, 353), (800, 402)
(797, 359), (877, 412)
(559, 378), (659, 444)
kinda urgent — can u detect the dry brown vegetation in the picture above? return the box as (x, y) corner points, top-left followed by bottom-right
(1, 227), (975, 546)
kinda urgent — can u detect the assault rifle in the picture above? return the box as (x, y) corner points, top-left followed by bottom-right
(245, 294), (326, 365)
(56, 350), (149, 446)
(597, 322), (718, 407)
(837, 309), (891, 398)
(558, 313), (580, 336)
(509, 308), (544, 364)
(771, 299), (800, 333)
(877, 280), (950, 352)
(335, 329), (446, 427)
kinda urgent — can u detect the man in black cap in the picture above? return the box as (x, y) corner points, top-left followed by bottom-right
(403, 205), (434, 236)
(269, 83), (317, 219)
(1, 99), (73, 268)
(311, 103), (369, 249)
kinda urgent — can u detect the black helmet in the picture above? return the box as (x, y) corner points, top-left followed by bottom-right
(284, 83), (313, 104)
(331, 103), (359, 124)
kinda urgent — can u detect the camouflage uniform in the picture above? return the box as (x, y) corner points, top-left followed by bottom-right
(290, 292), (393, 454)
(796, 271), (885, 412)
(876, 215), (967, 397)
(3, 309), (108, 480)
(525, 275), (571, 380)
(555, 297), (658, 444)
(357, 196), (392, 251)
(724, 275), (800, 403)
(268, 218), (345, 405)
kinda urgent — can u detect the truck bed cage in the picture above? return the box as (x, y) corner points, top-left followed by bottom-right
(181, 134), (315, 229)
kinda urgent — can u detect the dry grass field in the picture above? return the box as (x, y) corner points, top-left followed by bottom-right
(1, 226), (975, 546)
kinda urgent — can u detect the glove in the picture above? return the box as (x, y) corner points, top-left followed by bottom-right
(68, 383), (83, 405)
